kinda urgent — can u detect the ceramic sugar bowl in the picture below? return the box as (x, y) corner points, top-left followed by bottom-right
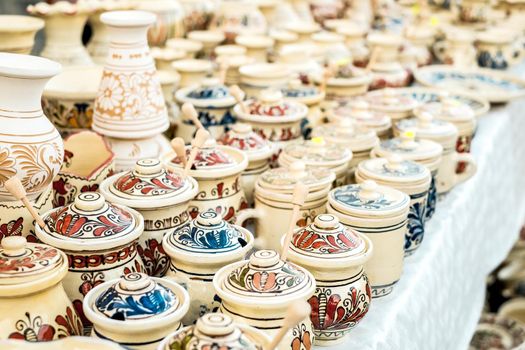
(35, 192), (145, 326)
(158, 313), (270, 350)
(83, 272), (189, 349)
(355, 156), (431, 256)
(285, 214), (373, 345)
(327, 180), (410, 298)
(0, 236), (84, 341)
(364, 88), (419, 121)
(162, 138), (248, 222)
(327, 100), (392, 139)
(217, 123), (273, 205)
(213, 250), (316, 350)
(163, 210), (254, 324)
(100, 158), (199, 277)
(175, 78), (239, 142)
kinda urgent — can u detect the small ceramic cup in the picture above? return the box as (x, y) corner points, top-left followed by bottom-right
(235, 35), (275, 63)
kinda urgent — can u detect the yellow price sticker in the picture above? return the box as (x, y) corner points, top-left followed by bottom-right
(311, 136), (325, 145)
(335, 57), (351, 66)
(411, 4), (421, 15)
(430, 16), (439, 26)
(403, 130), (415, 139)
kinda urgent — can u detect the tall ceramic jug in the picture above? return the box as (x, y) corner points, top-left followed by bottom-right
(0, 53), (63, 201)
(93, 10), (169, 139)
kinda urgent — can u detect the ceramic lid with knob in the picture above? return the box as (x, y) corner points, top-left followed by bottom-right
(217, 123), (273, 163)
(374, 131), (443, 163)
(280, 79), (325, 106)
(163, 210), (254, 261)
(395, 111), (458, 149)
(364, 88), (419, 114)
(328, 180), (410, 218)
(100, 158), (199, 209)
(158, 313), (269, 350)
(0, 236), (68, 296)
(279, 137), (352, 168)
(233, 89), (308, 124)
(357, 155), (431, 185)
(415, 98), (477, 135)
(257, 161), (335, 193)
(36, 192), (144, 251)
(312, 119), (379, 152)
(331, 100), (392, 133)
(175, 78), (238, 108)
(213, 250), (316, 307)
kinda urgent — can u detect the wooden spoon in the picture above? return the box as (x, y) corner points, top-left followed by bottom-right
(181, 102), (204, 130)
(267, 300), (312, 350)
(4, 177), (46, 229)
(280, 182), (309, 261)
(170, 137), (187, 168)
(184, 128), (210, 176)
(229, 85), (249, 114)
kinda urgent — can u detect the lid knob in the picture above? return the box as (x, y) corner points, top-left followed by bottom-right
(358, 180), (381, 201)
(232, 123), (252, 134)
(386, 155), (403, 170)
(135, 158), (163, 175)
(74, 192), (105, 211)
(1, 236), (27, 256)
(417, 111), (434, 128)
(259, 89), (283, 104)
(313, 214), (339, 229)
(196, 313), (235, 336)
(289, 161), (307, 179)
(196, 210), (223, 226)
(399, 130), (418, 150)
(249, 250), (280, 268)
(119, 273), (151, 291)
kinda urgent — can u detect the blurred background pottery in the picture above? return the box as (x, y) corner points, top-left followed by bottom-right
(239, 64), (291, 98)
(0, 15), (44, 54)
(458, 0), (491, 23)
(327, 100), (392, 139)
(187, 30), (225, 59)
(235, 34), (275, 63)
(104, 136), (172, 172)
(179, 0), (216, 33)
(433, 30), (477, 67)
(0, 337), (126, 350)
(166, 38), (203, 59)
(209, 0), (267, 43)
(476, 29), (523, 70)
(171, 59), (212, 88)
(135, 0), (185, 47)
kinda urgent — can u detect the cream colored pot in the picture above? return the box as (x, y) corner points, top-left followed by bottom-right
(0, 15), (44, 54)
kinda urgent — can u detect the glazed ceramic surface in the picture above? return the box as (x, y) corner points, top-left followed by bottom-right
(327, 181), (410, 298)
(0, 53), (64, 202)
(0, 15), (44, 54)
(476, 29), (522, 70)
(0, 337), (126, 350)
(286, 214), (373, 345)
(179, 0), (216, 33)
(213, 250), (316, 350)
(0, 236), (83, 341)
(35, 192), (146, 327)
(100, 158), (199, 277)
(93, 11), (169, 139)
(459, 0), (491, 23)
(280, 82), (325, 137)
(363, 88), (419, 121)
(323, 64), (373, 101)
(369, 62), (411, 90)
(83, 272), (189, 349)
(163, 210), (254, 324)
(327, 100), (392, 139)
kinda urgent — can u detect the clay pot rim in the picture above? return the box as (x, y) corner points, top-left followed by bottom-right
(100, 10), (156, 27)
(43, 65), (102, 100)
(0, 52), (61, 79)
(175, 84), (238, 108)
(166, 38), (203, 53)
(0, 15), (44, 32)
(172, 59), (213, 73)
(233, 101), (308, 124)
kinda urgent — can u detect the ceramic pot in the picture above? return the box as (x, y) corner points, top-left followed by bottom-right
(236, 161), (335, 251)
(100, 158), (199, 277)
(239, 64), (291, 98)
(323, 64), (372, 101)
(280, 82), (325, 137)
(311, 31), (350, 63)
(83, 273), (189, 350)
(476, 29), (522, 70)
(458, 0), (490, 23)
(327, 100), (392, 139)
(167, 38), (203, 58)
(35, 192), (146, 327)
(0, 185), (52, 243)
(162, 139), (248, 223)
(213, 250), (316, 350)
(187, 30), (225, 59)
(285, 21), (321, 43)
(285, 214), (373, 345)
(135, 0), (185, 47)
(364, 88), (419, 121)
(157, 70), (181, 140)
(210, 0), (267, 43)
(395, 113), (477, 194)
(355, 156), (431, 256)
(235, 35), (275, 63)
(179, 0), (216, 33)
(27, 2), (93, 66)
(151, 47), (186, 71)
(0, 53), (63, 202)
(278, 138), (352, 187)
(217, 123), (273, 205)
(0, 236), (83, 341)
(309, 0), (345, 24)
(217, 54), (256, 86)
(499, 298), (525, 325)
(53, 131), (115, 208)
(163, 210), (254, 324)
(403, 25), (435, 67)
(369, 61), (411, 90)
(275, 46), (323, 84)
(372, 132), (443, 221)
(336, 24), (370, 67)
(0, 15), (44, 54)
(157, 313), (270, 350)
(366, 32), (403, 63)
(175, 78), (238, 142)
(93, 11), (169, 139)
(327, 180), (410, 298)
(42, 65), (102, 133)
(0, 337), (126, 350)
(433, 31), (476, 67)
(269, 29), (299, 56)
(171, 59), (213, 88)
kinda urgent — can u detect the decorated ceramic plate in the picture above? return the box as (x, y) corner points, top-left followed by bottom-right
(386, 87), (490, 117)
(469, 313), (525, 350)
(414, 65), (525, 103)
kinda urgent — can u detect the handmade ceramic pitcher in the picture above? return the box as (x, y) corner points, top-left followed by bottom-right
(327, 180), (410, 298)
(0, 236), (84, 341)
(0, 53), (63, 202)
(100, 158), (199, 277)
(163, 210), (254, 324)
(83, 273), (189, 350)
(0, 15), (44, 54)
(213, 250), (316, 350)
(35, 192), (146, 326)
(285, 214), (373, 345)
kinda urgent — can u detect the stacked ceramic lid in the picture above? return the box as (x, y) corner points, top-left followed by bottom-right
(364, 88), (419, 120)
(328, 100), (392, 138)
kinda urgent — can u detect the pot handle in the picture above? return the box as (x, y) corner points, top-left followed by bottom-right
(453, 152), (477, 186)
(432, 40), (447, 63)
(235, 208), (263, 226)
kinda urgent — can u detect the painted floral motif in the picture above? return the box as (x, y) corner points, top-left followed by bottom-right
(249, 101), (290, 117)
(182, 109), (235, 128)
(332, 186), (393, 210)
(123, 259), (145, 275)
(0, 217), (24, 240)
(292, 228), (359, 255)
(218, 132), (267, 151)
(379, 161), (423, 177)
(425, 176), (437, 220)
(425, 70), (524, 93)
(283, 143), (350, 163)
(54, 306), (84, 338)
(0, 245), (58, 273)
(291, 323), (312, 350)
(75, 271), (105, 325)
(137, 238), (169, 277)
(0, 147), (16, 185)
(68, 244), (138, 269)
(52, 177), (77, 208)
(406, 201), (426, 254)
(42, 98), (94, 130)
(171, 148), (234, 169)
(188, 85), (230, 99)
(456, 135), (472, 173)
(114, 171), (185, 197)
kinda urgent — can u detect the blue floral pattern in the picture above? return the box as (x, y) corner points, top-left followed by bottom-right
(405, 201), (426, 255)
(187, 86), (230, 100)
(379, 161), (424, 177)
(333, 186), (393, 211)
(426, 71), (523, 92)
(425, 176), (437, 220)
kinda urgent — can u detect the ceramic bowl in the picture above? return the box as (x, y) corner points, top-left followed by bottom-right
(0, 15), (44, 54)
(364, 88), (419, 121)
(323, 64), (373, 101)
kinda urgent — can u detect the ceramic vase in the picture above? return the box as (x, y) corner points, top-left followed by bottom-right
(0, 53), (64, 202)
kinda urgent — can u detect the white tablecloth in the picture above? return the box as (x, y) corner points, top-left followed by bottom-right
(327, 99), (525, 350)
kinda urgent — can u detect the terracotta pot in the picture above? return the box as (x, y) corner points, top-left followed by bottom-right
(0, 53), (63, 202)
(0, 15), (44, 54)
(0, 236), (84, 341)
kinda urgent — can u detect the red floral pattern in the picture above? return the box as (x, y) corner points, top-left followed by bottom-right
(137, 238), (169, 277)
(0, 217), (23, 240)
(55, 306), (83, 337)
(68, 244), (137, 269)
(291, 324), (312, 350)
(0, 246), (58, 273)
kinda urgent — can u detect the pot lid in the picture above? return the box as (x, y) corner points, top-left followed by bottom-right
(217, 250), (315, 301)
(235, 90), (308, 123)
(396, 112), (458, 142)
(169, 139), (237, 170)
(217, 123), (273, 162)
(280, 137), (352, 167)
(101, 159), (197, 209)
(175, 78), (237, 107)
(94, 273), (179, 321)
(364, 88), (419, 112)
(257, 161), (335, 192)
(38, 192), (143, 251)
(417, 99), (476, 123)
(312, 119), (378, 152)
(165, 210), (251, 255)
(328, 180), (410, 218)
(333, 100), (392, 129)
(374, 131), (443, 161)
(280, 80), (324, 105)
(290, 214), (365, 258)
(357, 155), (431, 184)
